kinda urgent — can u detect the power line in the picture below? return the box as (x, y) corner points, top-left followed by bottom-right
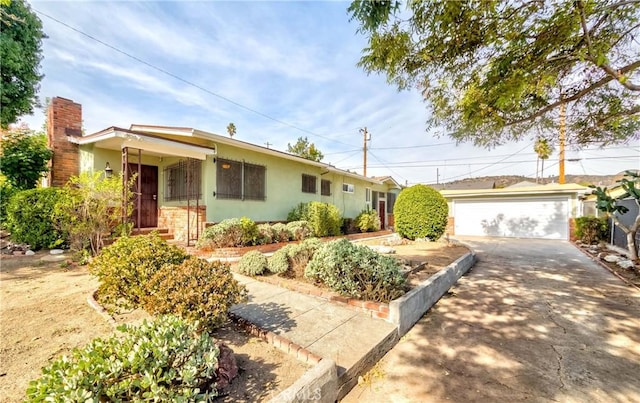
(367, 150), (407, 183)
(34, 8), (359, 149)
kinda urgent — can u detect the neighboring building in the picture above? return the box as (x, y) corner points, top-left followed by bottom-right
(46, 97), (401, 241)
(440, 183), (587, 240)
(429, 180), (496, 191)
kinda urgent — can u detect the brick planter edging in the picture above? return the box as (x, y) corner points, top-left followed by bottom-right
(228, 313), (323, 365)
(389, 250), (476, 336)
(87, 290), (117, 328)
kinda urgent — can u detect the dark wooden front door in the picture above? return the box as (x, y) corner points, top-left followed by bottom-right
(128, 164), (158, 228)
(378, 200), (386, 229)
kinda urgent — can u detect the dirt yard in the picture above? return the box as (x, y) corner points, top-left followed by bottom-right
(0, 253), (307, 402)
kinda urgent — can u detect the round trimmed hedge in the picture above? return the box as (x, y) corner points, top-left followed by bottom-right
(393, 185), (448, 240)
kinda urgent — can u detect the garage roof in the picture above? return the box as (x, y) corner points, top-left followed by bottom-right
(441, 183), (587, 198)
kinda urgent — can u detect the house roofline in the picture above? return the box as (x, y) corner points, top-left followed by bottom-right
(118, 124), (387, 185)
(441, 183), (587, 198)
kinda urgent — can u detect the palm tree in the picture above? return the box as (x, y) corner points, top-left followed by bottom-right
(534, 137), (553, 183)
(226, 123), (236, 138)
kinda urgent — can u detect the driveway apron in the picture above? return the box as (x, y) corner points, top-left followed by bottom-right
(343, 238), (640, 403)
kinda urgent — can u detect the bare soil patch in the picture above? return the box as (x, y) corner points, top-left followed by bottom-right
(0, 253), (307, 402)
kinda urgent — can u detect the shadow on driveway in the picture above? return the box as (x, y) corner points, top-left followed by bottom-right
(343, 238), (640, 402)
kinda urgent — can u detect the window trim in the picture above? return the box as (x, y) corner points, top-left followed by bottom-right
(342, 183), (354, 193)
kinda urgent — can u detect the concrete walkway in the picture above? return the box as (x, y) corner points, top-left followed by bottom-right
(229, 274), (397, 397)
(344, 238), (640, 403)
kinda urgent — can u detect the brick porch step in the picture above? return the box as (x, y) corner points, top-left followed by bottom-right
(131, 228), (173, 241)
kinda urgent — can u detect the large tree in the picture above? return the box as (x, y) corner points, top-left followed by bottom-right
(349, 0), (640, 147)
(287, 136), (324, 161)
(1, 0), (46, 128)
(0, 124), (53, 190)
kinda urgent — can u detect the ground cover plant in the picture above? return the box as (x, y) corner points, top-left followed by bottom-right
(25, 315), (222, 401)
(238, 250), (268, 276)
(305, 238), (406, 302)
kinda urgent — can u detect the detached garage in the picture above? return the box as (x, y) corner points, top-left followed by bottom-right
(441, 183), (587, 240)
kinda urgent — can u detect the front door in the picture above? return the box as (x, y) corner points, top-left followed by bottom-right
(378, 200), (386, 229)
(128, 164), (158, 228)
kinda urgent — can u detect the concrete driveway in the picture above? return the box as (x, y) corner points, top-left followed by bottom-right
(343, 238), (640, 402)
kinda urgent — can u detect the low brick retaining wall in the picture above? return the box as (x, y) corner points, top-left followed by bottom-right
(389, 251), (476, 335)
(268, 359), (338, 403)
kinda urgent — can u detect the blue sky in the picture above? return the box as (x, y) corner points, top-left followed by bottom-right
(20, 1), (639, 184)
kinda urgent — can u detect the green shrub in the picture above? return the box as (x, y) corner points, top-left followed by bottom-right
(287, 238), (323, 278)
(355, 209), (381, 233)
(89, 233), (188, 309)
(575, 216), (609, 244)
(144, 257), (247, 328)
(238, 250), (268, 276)
(306, 201), (342, 237)
(271, 222), (291, 242)
(341, 217), (358, 234)
(268, 238), (322, 277)
(305, 239), (405, 302)
(268, 245), (291, 274)
(287, 202), (309, 222)
(26, 315), (221, 401)
(0, 174), (16, 227)
(286, 220), (312, 241)
(54, 172), (134, 256)
(5, 187), (66, 249)
(394, 184), (448, 240)
(256, 223), (275, 245)
(197, 218), (244, 248)
(240, 216), (258, 245)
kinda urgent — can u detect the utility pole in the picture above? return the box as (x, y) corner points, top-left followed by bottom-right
(360, 127), (370, 177)
(436, 168), (440, 184)
(559, 102), (566, 184)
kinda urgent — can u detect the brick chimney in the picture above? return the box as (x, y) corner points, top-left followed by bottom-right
(47, 97), (82, 187)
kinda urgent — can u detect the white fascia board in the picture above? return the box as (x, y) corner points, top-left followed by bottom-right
(69, 130), (216, 160)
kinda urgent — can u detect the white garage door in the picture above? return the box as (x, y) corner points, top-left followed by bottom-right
(454, 197), (569, 240)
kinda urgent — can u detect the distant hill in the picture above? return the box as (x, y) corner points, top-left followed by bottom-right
(432, 174), (622, 189)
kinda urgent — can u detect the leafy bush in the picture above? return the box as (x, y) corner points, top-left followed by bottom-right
(286, 220), (312, 241)
(0, 174), (16, 227)
(271, 222), (291, 242)
(287, 238), (322, 278)
(54, 172), (134, 255)
(25, 315), (221, 401)
(394, 184), (448, 240)
(238, 250), (268, 276)
(5, 187), (66, 249)
(268, 245), (291, 275)
(305, 201), (342, 237)
(287, 202), (309, 222)
(575, 216), (609, 244)
(144, 257), (247, 328)
(341, 217), (358, 234)
(197, 218), (243, 248)
(240, 216), (258, 245)
(256, 223), (275, 245)
(355, 209), (381, 233)
(286, 201), (342, 237)
(89, 233), (188, 309)
(268, 238), (322, 277)
(0, 126), (53, 190)
(305, 239), (405, 302)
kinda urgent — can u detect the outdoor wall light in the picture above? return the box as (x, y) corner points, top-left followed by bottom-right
(222, 163), (231, 169)
(104, 162), (113, 178)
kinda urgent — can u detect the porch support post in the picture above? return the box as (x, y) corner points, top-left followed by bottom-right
(137, 148), (142, 232)
(122, 147), (128, 227)
(187, 159), (191, 247)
